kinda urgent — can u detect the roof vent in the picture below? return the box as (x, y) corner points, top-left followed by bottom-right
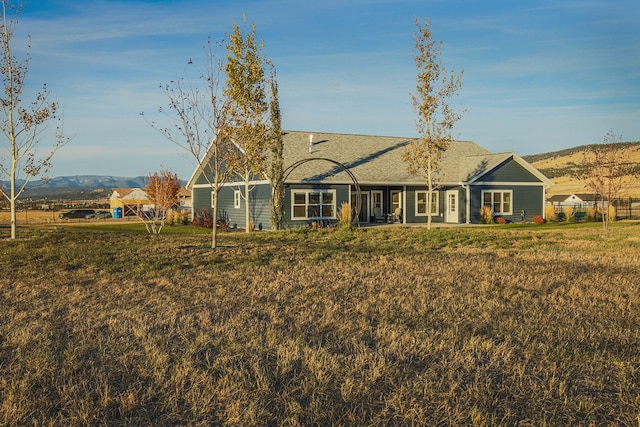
(308, 134), (314, 153)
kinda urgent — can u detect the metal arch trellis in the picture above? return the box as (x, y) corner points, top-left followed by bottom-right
(276, 157), (361, 227)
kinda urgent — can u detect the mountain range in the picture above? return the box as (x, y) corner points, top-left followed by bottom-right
(3, 176), (148, 199)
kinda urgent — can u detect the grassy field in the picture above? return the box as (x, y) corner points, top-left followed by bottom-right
(1, 222), (639, 425)
(0, 209), (136, 225)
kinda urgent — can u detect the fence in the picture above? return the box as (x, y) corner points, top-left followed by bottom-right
(548, 197), (640, 221)
(0, 209), (140, 226)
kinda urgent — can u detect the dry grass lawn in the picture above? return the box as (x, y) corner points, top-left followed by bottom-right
(0, 209), (61, 224)
(1, 222), (639, 425)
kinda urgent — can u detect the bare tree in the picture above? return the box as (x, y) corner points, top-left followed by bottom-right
(579, 129), (637, 232)
(266, 62), (284, 230)
(144, 37), (233, 249)
(402, 18), (463, 230)
(136, 169), (181, 235)
(0, 1), (67, 239)
(224, 18), (270, 233)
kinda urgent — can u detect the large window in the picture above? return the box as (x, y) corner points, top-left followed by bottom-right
(482, 190), (512, 215)
(415, 191), (439, 216)
(291, 190), (336, 219)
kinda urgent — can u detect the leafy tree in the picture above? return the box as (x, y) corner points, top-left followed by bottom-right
(0, 1), (67, 239)
(266, 62), (284, 230)
(402, 18), (463, 230)
(579, 129), (637, 232)
(144, 37), (234, 249)
(138, 169), (181, 235)
(224, 17), (270, 233)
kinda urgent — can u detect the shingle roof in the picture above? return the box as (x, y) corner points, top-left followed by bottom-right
(281, 130), (503, 185)
(547, 193), (599, 203)
(188, 130), (550, 187)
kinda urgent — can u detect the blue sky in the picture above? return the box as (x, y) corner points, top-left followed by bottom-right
(13, 0), (640, 179)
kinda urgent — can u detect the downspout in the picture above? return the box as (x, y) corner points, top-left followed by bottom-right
(542, 184), (549, 220)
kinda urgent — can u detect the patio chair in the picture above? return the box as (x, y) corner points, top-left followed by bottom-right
(392, 207), (402, 223)
(373, 207), (385, 223)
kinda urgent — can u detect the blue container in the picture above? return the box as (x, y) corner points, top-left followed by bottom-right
(113, 207), (123, 219)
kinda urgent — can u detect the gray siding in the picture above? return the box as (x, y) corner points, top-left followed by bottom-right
(283, 184), (350, 228)
(192, 184), (272, 230)
(192, 186), (213, 216)
(404, 186), (445, 224)
(479, 158), (539, 183)
(219, 184), (271, 230)
(469, 184), (544, 223)
(468, 157), (546, 223)
(216, 186), (235, 224)
(457, 186), (467, 223)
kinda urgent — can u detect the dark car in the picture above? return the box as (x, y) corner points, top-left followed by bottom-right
(85, 211), (112, 219)
(59, 209), (95, 219)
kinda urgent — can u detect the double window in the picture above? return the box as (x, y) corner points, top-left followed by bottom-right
(482, 190), (512, 215)
(415, 191), (439, 216)
(292, 190), (336, 219)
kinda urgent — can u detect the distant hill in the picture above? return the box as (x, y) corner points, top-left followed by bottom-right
(522, 142), (640, 197)
(29, 175), (148, 189)
(2, 176), (147, 200)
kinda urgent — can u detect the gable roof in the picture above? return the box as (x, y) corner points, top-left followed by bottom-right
(111, 188), (149, 201)
(280, 131), (551, 186)
(547, 193), (599, 203)
(463, 152), (554, 186)
(188, 130), (551, 187)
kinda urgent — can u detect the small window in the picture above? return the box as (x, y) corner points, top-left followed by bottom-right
(291, 190), (336, 220)
(415, 191), (438, 216)
(482, 190), (513, 215)
(234, 190), (241, 209)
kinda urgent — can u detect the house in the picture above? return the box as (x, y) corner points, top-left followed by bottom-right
(110, 187), (192, 218)
(110, 188), (152, 217)
(547, 193), (602, 208)
(177, 187), (193, 210)
(188, 131), (553, 229)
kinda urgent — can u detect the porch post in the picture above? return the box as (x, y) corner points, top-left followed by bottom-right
(403, 186), (407, 224)
(465, 184), (471, 224)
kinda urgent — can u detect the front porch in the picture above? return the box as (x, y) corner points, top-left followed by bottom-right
(350, 185), (466, 226)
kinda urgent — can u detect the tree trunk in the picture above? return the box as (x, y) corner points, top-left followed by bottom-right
(211, 172), (219, 249)
(10, 162), (16, 239)
(271, 183), (283, 230)
(426, 155), (433, 231)
(212, 190), (218, 249)
(10, 196), (16, 239)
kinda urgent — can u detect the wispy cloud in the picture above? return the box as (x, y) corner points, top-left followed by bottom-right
(5, 0), (638, 177)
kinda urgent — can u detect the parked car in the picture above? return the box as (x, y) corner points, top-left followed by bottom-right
(59, 209), (95, 219)
(85, 211), (112, 219)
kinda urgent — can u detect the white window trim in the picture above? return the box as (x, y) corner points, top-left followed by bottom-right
(482, 189), (513, 215)
(415, 190), (439, 216)
(233, 190), (241, 209)
(291, 189), (337, 220)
